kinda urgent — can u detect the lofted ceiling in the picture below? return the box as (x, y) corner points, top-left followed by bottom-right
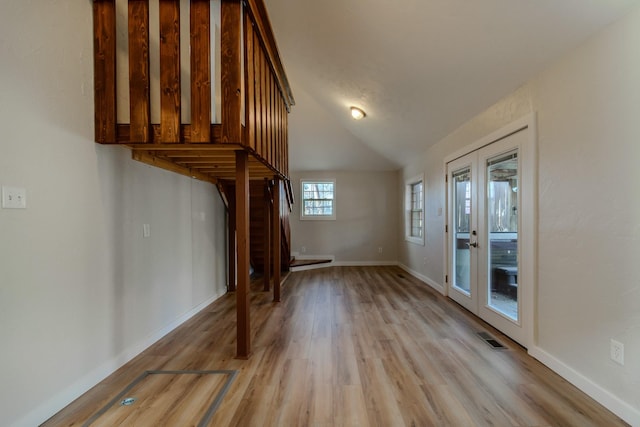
(264, 0), (639, 171)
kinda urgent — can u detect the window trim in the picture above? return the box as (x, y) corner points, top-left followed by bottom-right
(405, 174), (425, 245)
(300, 179), (336, 221)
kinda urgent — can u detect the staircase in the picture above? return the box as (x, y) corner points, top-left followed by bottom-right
(219, 179), (292, 277)
(249, 180), (292, 273)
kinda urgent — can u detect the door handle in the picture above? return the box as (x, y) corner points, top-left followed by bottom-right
(466, 241), (478, 248)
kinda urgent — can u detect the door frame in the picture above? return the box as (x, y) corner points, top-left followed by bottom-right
(443, 113), (537, 349)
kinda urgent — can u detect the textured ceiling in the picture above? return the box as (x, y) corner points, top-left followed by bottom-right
(265, 0), (639, 171)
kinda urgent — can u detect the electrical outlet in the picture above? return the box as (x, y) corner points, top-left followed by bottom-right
(2, 186), (27, 209)
(301, 246), (306, 253)
(378, 247), (383, 253)
(610, 339), (624, 365)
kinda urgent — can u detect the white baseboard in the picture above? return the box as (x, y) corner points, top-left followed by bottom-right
(398, 263), (445, 294)
(529, 346), (640, 427)
(16, 291), (225, 427)
(333, 260), (398, 267)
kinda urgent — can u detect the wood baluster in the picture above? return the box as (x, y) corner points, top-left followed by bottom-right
(235, 151), (251, 358)
(129, 0), (151, 143)
(94, 0), (117, 143)
(191, 0), (211, 143)
(159, 0), (181, 143)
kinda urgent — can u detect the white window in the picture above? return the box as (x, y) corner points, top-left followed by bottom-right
(301, 180), (336, 220)
(405, 174), (424, 245)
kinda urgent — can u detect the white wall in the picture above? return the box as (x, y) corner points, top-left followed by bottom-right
(399, 5), (640, 424)
(0, 2), (227, 426)
(291, 170), (398, 263)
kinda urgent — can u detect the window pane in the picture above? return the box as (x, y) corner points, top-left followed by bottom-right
(453, 168), (471, 293)
(487, 151), (519, 321)
(407, 179), (424, 240)
(301, 181), (335, 218)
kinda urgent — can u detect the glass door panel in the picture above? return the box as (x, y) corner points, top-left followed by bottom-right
(453, 168), (471, 294)
(447, 152), (478, 313)
(486, 151), (519, 321)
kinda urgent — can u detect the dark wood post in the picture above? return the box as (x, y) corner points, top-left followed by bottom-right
(236, 151), (251, 358)
(263, 179), (272, 291)
(272, 177), (281, 302)
(226, 185), (236, 292)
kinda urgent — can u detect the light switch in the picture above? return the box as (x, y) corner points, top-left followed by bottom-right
(143, 224), (151, 238)
(2, 186), (27, 209)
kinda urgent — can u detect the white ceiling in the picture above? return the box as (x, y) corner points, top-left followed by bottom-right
(265, 0), (639, 172)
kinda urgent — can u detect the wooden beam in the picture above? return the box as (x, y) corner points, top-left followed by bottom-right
(221, 0), (242, 143)
(116, 123), (223, 145)
(131, 151), (217, 184)
(236, 151), (251, 358)
(127, 145), (235, 154)
(272, 177), (281, 302)
(263, 180), (271, 292)
(159, 0), (181, 142)
(93, 0), (117, 143)
(190, 0), (211, 142)
(128, 0), (151, 143)
(176, 159), (233, 165)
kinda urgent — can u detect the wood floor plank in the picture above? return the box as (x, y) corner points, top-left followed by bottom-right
(334, 384), (369, 427)
(226, 382), (278, 427)
(357, 358), (406, 427)
(421, 385), (479, 427)
(44, 266), (629, 427)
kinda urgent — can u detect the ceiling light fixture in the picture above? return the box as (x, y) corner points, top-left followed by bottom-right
(350, 106), (366, 120)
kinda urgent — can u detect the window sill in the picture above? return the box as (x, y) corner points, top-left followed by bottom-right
(300, 215), (336, 221)
(405, 235), (425, 246)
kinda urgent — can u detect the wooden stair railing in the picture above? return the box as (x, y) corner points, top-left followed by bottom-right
(93, 0), (293, 181)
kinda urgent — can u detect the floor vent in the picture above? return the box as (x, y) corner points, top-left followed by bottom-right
(477, 331), (507, 349)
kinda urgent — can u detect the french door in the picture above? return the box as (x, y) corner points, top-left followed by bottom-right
(447, 127), (533, 346)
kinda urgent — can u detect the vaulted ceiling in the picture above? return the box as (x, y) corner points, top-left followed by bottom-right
(265, 0), (639, 171)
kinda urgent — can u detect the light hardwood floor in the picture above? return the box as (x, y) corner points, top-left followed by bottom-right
(44, 266), (628, 426)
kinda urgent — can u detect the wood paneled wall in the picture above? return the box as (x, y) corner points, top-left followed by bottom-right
(243, 6), (290, 178)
